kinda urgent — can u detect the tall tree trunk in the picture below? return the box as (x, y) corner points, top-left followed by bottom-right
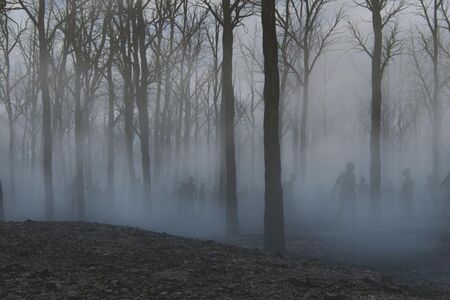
(136, 0), (151, 199)
(431, 0), (441, 183)
(106, 59), (115, 198)
(370, 0), (383, 219)
(222, 0), (238, 235)
(262, 0), (285, 254)
(159, 14), (176, 178)
(8, 114), (15, 204)
(3, 35), (16, 204)
(153, 18), (163, 183)
(74, 65), (85, 220)
(299, 70), (309, 178)
(38, 0), (54, 220)
(124, 78), (136, 186)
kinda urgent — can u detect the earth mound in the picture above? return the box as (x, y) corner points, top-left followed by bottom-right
(0, 221), (448, 299)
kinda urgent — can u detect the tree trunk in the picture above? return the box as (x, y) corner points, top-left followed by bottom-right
(153, 18), (164, 183)
(370, 0), (383, 220)
(8, 114), (15, 204)
(262, 0), (285, 254)
(38, 0), (55, 220)
(431, 0), (441, 183)
(299, 71), (309, 178)
(124, 78), (136, 186)
(106, 59), (115, 199)
(73, 64), (85, 220)
(136, 0), (151, 199)
(222, 0), (238, 235)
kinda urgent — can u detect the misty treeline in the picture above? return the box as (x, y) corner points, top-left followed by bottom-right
(0, 0), (449, 252)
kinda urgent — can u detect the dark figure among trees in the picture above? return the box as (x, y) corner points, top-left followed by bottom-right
(0, 0), (449, 271)
(333, 162), (357, 224)
(400, 169), (414, 219)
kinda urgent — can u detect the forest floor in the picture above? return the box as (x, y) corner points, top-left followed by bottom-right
(0, 221), (449, 299)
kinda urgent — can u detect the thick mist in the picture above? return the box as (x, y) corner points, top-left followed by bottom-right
(0, 0), (450, 279)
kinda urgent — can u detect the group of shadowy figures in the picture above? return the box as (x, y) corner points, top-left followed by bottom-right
(157, 176), (207, 216)
(0, 162), (450, 222)
(329, 162), (450, 224)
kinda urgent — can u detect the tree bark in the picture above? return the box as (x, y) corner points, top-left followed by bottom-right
(370, 0), (383, 219)
(262, 0), (285, 254)
(38, 0), (55, 220)
(222, 0), (238, 235)
(74, 65), (85, 220)
(106, 53), (115, 199)
(136, 0), (151, 199)
(431, 0), (441, 183)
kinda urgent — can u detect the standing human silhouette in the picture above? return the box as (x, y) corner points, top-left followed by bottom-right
(400, 168), (414, 219)
(333, 162), (356, 224)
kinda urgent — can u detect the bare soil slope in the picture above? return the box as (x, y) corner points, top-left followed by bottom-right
(0, 221), (448, 299)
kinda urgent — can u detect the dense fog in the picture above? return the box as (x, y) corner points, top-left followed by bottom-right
(0, 0), (449, 260)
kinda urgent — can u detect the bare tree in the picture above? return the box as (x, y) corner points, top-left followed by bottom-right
(203, 0), (254, 235)
(16, 0), (67, 220)
(411, 0), (450, 184)
(262, 0), (285, 253)
(278, 0), (343, 178)
(350, 0), (405, 218)
(135, 0), (152, 199)
(0, 15), (25, 206)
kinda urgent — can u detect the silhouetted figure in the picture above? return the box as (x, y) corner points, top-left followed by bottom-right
(182, 177), (196, 217)
(400, 169), (414, 219)
(333, 162), (356, 224)
(184, 177), (197, 200)
(357, 177), (369, 199)
(0, 179), (4, 221)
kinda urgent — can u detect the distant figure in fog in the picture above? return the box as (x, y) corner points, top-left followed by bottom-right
(182, 177), (197, 216)
(333, 162), (356, 224)
(0, 178), (4, 221)
(357, 177), (369, 199)
(400, 169), (414, 219)
(184, 177), (197, 201)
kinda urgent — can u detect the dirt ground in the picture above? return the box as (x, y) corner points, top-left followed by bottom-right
(0, 221), (449, 299)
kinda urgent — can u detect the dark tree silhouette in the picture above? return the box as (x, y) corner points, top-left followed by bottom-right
(262, 0), (285, 253)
